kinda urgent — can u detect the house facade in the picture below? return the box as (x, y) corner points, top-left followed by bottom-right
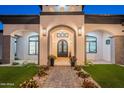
(0, 5), (124, 66)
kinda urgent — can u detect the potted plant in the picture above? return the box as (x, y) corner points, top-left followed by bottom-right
(48, 55), (56, 66)
(69, 52), (72, 58)
(70, 56), (77, 67)
(77, 69), (90, 78)
(74, 66), (82, 71)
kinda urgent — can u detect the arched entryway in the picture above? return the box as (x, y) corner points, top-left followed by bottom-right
(85, 30), (114, 64)
(48, 25), (76, 65)
(10, 30), (39, 65)
(57, 40), (68, 57)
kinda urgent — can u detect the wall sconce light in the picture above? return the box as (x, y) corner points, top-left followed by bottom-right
(78, 27), (82, 36)
(122, 22), (124, 26)
(43, 28), (46, 36)
(59, 5), (66, 8)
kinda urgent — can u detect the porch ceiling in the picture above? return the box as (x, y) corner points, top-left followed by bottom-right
(0, 15), (40, 24)
(85, 15), (124, 24)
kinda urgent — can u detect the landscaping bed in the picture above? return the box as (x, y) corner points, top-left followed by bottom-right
(20, 65), (50, 88)
(74, 66), (100, 88)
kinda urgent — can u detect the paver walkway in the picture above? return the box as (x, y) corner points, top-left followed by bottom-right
(42, 66), (82, 88)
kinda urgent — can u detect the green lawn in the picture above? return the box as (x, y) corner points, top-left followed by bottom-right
(83, 64), (124, 88)
(0, 64), (38, 88)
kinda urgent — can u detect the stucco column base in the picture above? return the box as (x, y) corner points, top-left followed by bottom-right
(40, 61), (48, 66)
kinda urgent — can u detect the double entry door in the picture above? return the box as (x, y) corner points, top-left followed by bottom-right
(57, 40), (68, 57)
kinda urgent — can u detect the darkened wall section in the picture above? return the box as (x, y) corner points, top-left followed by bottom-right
(2, 35), (11, 64)
(114, 36), (124, 65)
(0, 32), (3, 64)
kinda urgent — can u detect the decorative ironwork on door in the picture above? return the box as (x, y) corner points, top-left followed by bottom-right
(57, 40), (68, 57)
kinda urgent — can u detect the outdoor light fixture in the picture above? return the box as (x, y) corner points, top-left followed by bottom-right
(59, 5), (67, 12)
(122, 22), (124, 26)
(78, 27), (82, 36)
(43, 28), (46, 36)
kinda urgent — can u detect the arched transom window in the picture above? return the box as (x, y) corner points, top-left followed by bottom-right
(57, 32), (69, 38)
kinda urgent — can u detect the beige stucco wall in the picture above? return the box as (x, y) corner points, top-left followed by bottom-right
(85, 24), (123, 36)
(40, 15), (85, 65)
(50, 27), (74, 57)
(39, 27), (48, 65)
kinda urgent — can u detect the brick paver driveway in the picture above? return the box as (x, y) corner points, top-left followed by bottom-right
(42, 66), (82, 88)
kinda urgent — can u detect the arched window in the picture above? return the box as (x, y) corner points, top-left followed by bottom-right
(86, 36), (97, 53)
(28, 35), (38, 55)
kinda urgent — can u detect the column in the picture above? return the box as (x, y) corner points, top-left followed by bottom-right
(0, 32), (3, 64)
(76, 26), (85, 65)
(2, 35), (11, 64)
(113, 36), (124, 65)
(39, 28), (48, 65)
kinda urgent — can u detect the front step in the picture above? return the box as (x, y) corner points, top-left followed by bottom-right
(55, 57), (70, 66)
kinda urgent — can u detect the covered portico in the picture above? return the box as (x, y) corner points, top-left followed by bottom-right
(40, 14), (85, 65)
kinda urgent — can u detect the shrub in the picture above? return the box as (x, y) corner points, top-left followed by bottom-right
(48, 55), (56, 60)
(82, 79), (98, 88)
(70, 56), (77, 67)
(77, 69), (90, 78)
(12, 62), (19, 65)
(37, 67), (48, 77)
(69, 52), (72, 58)
(85, 60), (94, 66)
(74, 66), (83, 71)
(15, 58), (20, 60)
(48, 55), (56, 66)
(39, 66), (49, 71)
(19, 79), (39, 88)
(70, 56), (77, 62)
